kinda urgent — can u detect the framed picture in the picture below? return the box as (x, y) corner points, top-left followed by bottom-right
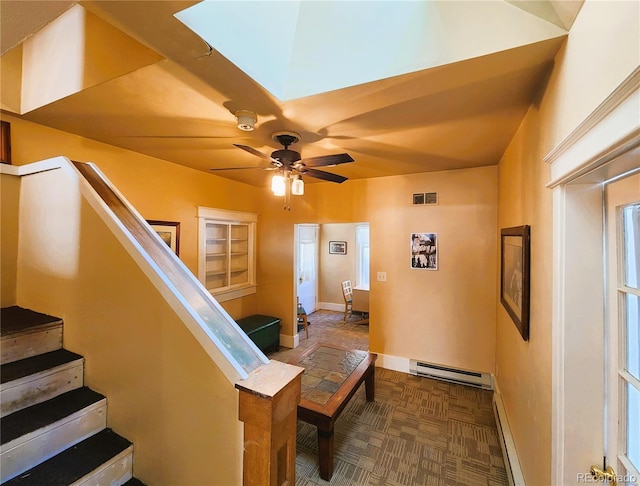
(329, 241), (347, 255)
(411, 233), (437, 270)
(147, 220), (180, 256)
(1, 121), (12, 164)
(500, 225), (530, 341)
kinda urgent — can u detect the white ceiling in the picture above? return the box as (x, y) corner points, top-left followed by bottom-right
(0, 0), (584, 187)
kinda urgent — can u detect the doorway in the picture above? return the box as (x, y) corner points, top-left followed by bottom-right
(549, 67), (639, 484)
(295, 224), (319, 316)
(551, 150), (640, 483)
(293, 222), (370, 347)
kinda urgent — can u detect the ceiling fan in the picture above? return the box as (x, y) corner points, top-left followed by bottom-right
(210, 131), (354, 184)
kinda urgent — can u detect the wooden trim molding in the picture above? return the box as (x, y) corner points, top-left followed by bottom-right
(545, 66), (640, 187)
(544, 66), (640, 166)
(236, 360), (304, 486)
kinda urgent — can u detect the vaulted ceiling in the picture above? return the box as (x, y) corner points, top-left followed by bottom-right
(0, 1), (583, 187)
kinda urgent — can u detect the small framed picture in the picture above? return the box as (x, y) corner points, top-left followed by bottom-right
(411, 233), (437, 270)
(1, 121), (12, 164)
(329, 241), (347, 255)
(500, 225), (530, 341)
(147, 220), (180, 256)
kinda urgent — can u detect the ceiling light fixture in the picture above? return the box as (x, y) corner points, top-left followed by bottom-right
(291, 174), (304, 195)
(271, 172), (286, 196)
(271, 171), (305, 210)
(235, 110), (257, 131)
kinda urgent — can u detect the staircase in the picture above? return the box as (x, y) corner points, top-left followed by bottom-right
(0, 306), (144, 485)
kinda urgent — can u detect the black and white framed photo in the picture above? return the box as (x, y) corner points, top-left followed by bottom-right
(411, 233), (437, 270)
(500, 225), (530, 341)
(329, 241), (347, 255)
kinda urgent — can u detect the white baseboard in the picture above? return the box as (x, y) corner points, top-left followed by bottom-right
(279, 333), (298, 349)
(375, 354), (411, 373)
(317, 302), (344, 312)
(493, 391), (526, 486)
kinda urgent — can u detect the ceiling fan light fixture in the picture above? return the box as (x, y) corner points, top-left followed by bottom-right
(271, 172), (286, 196)
(291, 175), (304, 195)
(235, 110), (257, 131)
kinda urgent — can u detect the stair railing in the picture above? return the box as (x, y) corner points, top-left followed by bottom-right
(2, 157), (303, 485)
(72, 160), (304, 485)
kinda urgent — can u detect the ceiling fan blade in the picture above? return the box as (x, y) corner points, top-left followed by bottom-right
(209, 166), (275, 171)
(234, 144), (282, 166)
(299, 153), (354, 167)
(302, 168), (348, 183)
(123, 135), (231, 139)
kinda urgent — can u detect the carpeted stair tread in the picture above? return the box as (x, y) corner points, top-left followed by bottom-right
(0, 306), (62, 336)
(0, 349), (83, 384)
(1, 387), (105, 445)
(3, 428), (131, 485)
(123, 478), (146, 486)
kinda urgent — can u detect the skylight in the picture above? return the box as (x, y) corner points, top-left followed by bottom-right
(175, 1), (566, 102)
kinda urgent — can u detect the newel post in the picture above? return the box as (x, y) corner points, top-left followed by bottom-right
(236, 360), (304, 486)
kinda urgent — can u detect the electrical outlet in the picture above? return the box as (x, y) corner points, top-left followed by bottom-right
(377, 272), (387, 282)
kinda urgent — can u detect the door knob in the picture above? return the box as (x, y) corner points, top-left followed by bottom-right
(590, 465), (617, 485)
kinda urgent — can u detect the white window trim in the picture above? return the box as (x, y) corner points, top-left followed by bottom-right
(197, 206), (257, 302)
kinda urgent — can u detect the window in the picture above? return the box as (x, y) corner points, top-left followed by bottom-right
(355, 223), (370, 289)
(621, 204), (640, 473)
(197, 207), (257, 302)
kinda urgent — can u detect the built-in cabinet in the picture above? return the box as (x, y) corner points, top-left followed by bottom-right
(197, 207), (257, 302)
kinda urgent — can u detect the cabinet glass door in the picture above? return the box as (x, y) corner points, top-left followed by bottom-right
(205, 223), (228, 290)
(230, 224), (249, 286)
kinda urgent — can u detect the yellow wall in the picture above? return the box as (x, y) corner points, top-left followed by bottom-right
(20, 4), (162, 114)
(13, 167), (242, 484)
(495, 1), (639, 484)
(1, 113), (261, 319)
(0, 173), (20, 305)
(260, 166), (499, 374)
(319, 223), (357, 305)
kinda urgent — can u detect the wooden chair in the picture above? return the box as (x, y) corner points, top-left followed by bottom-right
(341, 280), (354, 322)
(297, 297), (309, 339)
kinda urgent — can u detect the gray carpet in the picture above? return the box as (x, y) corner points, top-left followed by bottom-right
(269, 311), (507, 485)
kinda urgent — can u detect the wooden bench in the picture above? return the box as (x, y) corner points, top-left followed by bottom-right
(236, 314), (280, 353)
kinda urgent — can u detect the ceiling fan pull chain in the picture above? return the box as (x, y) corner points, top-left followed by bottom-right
(285, 172), (292, 211)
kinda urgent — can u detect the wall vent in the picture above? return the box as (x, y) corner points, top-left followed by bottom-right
(412, 192), (438, 205)
(409, 359), (493, 389)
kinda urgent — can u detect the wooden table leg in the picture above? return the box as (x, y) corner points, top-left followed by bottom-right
(317, 426), (334, 480)
(365, 365), (375, 402)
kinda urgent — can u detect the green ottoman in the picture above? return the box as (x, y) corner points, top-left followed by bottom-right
(236, 314), (281, 353)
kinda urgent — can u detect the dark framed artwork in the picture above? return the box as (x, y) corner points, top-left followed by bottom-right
(329, 241), (347, 255)
(500, 225), (530, 341)
(147, 220), (180, 256)
(411, 232), (437, 270)
(1, 121), (12, 164)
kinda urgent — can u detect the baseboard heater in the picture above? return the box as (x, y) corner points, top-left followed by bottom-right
(493, 393), (525, 486)
(409, 359), (493, 390)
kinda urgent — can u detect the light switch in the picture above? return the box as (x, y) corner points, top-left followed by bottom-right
(377, 272), (387, 282)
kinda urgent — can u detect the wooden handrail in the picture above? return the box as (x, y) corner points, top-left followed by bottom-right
(72, 161), (267, 378)
(72, 160), (303, 484)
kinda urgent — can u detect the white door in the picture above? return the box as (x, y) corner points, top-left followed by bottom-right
(296, 224), (318, 314)
(600, 173), (640, 485)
